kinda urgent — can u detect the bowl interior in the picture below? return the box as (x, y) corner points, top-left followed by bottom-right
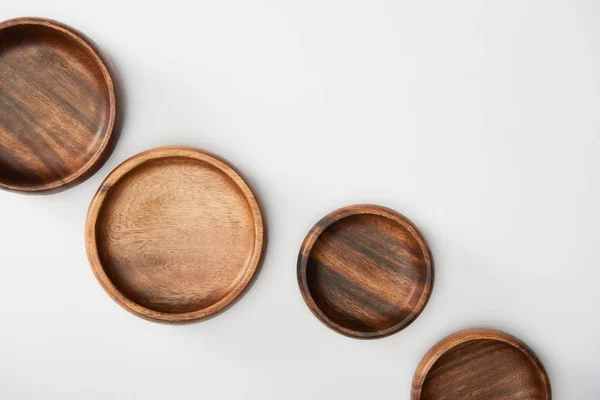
(0, 22), (111, 190)
(95, 157), (257, 314)
(305, 213), (430, 334)
(420, 338), (548, 399)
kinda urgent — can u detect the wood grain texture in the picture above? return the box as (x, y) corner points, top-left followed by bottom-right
(0, 17), (118, 194)
(85, 147), (265, 323)
(412, 328), (552, 400)
(297, 205), (433, 339)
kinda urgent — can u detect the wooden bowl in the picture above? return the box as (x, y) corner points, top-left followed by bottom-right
(85, 147), (265, 323)
(297, 205), (434, 339)
(411, 328), (552, 399)
(0, 17), (118, 194)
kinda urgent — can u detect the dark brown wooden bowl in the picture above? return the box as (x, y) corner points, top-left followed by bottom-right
(412, 328), (552, 399)
(0, 17), (118, 194)
(85, 147), (265, 323)
(297, 205), (434, 339)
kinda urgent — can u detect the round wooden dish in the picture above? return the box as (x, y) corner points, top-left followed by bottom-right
(297, 205), (433, 339)
(85, 147), (265, 323)
(0, 17), (118, 194)
(412, 328), (552, 399)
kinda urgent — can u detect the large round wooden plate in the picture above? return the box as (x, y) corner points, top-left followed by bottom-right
(85, 147), (265, 323)
(297, 205), (434, 339)
(412, 328), (552, 399)
(0, 17), (118, 194)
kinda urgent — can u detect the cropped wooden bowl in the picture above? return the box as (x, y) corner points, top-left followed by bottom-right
(0, 17), (118, 193)
(85, 147), (265, 323)
(412, 328), (552, 399)
(297, 205), (434, 339)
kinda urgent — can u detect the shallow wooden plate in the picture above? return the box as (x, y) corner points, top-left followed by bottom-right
(85, 147), (265, 323)
(297, 205), (434, 339)
(412, 328), (552, 399)
(0, 17), (118, 193)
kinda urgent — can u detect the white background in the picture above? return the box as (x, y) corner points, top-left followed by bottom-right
(1, 1), (599, 398)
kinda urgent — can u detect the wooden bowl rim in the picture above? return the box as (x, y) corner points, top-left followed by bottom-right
(0, 17), (117, 194)
(85, 146), (265, 323)
(297, 204), (434, 339)
(411, 328), (552, 399)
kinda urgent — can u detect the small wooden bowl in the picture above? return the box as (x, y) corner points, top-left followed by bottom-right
(85, 147), (265, 323)
(297, 205), (434, 339)
(411, 328), (552, 399)
(0, 17), (118, 194)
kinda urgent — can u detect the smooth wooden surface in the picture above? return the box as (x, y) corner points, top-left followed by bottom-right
(297, 205), (433, 339)
(0, 17), (118, 193)
(412, 328), (551, 400)
(85, 147), (265, 323)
